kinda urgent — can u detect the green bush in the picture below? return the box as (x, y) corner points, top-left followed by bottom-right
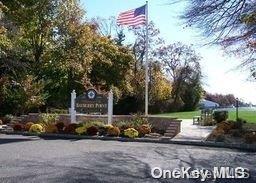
(113, 120), (132, 136)
(82, 120), (104, 128)
(48, 108), (68, 114)
(213, 111), (228, 123)
(3, 114), (14, 124)
(39, 113), (59, 126)
(130, 116), (149, 128)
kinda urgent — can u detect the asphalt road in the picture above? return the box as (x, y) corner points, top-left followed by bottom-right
(0, 135), (256, 183)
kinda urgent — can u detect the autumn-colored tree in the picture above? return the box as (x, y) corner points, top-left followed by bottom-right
(0, 0), (139, 113)
(149, 63), (172, 113)
(156, 42), (203, 111)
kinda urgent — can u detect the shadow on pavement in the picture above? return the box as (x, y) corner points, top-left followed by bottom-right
(0, 137), (38, 145)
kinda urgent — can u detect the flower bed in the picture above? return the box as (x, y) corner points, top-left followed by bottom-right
(9, 115), (158, 139)
(207, 118), (256, 144)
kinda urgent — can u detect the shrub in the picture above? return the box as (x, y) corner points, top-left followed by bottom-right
(86, 126), (98, 136)
(38, 123), (46, 129)
(98, 125), (113, 136)
(113, 121), (133, 136)
(39, 113), (59, 126)
(107, 126), (120, 137)
(75, 126), (87, 135)
(98, 126), (107, 136)
(113, 120), (130, 128)
(137, 124), (151, 137)
(29, 124), (44, 133)
(130, 116), (149, 128)
(208, 128), (225, 140)
(64, 124), (78, 134)
(24, 122), (34, 131)
(213, 111), (228, 123)
(82, 120), (104, 128)
(244, 132), (256, 144)
(13, 123), (24, 131)
(230, 129), (243, 137)
(215, 134), (225, 142)
(216, 121), (234, 133)
(55, 122), (65, 132)
(3, 114), (13, 124)
(233, 118), (246, 129)
(45, 124), (58, 133)
(49, 108), (68, 114)
(124, 128), (139, 138)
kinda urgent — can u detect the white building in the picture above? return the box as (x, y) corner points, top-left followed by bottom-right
(199, 99), (220, 109)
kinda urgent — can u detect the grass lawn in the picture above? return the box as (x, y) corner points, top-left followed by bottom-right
(157, 110), (256, 123)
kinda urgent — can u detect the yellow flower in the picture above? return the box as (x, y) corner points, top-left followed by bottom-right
(29, 124), (44, 133)
(124, 128), (139, 138)
(75, 126), (87, 135)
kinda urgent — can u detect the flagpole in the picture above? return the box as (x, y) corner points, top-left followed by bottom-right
(145, 1), (149, 117)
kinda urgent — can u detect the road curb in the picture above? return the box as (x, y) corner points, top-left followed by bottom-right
(1, 131), (256, 152)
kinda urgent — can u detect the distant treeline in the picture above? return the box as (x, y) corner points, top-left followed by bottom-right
(205, 93), (252, 107)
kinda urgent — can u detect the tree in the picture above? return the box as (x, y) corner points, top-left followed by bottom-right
(89, 36), (134, 91)
(129, 21), (164, 66)
(117, 21), (172, 114)
(149, 62), (172, 113)
(205, 93), (237, 107)
(0, 0), (138, 113)
(180, 70), (203, 111)
(155, 42), (203, 111)
(91, 16), (125, 46)
(180, 0), (255, 78)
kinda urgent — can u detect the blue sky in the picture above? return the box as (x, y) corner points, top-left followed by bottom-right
(81, 0), (256, 104)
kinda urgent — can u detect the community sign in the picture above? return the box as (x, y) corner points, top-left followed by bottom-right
(75, 89), (108, 114)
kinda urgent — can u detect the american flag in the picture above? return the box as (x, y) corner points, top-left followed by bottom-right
(117, 5), (146, 27)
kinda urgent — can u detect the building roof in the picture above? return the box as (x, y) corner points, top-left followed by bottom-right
(199, 99), (220, 109)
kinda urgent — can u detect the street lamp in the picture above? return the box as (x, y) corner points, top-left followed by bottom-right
(236, 98), (239, 121)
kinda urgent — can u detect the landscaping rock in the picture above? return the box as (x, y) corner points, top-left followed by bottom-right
(145, 133), (162, 138)
(0, 125), (13, 132)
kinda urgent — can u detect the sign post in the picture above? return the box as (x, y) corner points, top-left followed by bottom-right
(70, 90), (76, 123)
(236, 98), (239, 121)
(108, 89), (113, 125)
